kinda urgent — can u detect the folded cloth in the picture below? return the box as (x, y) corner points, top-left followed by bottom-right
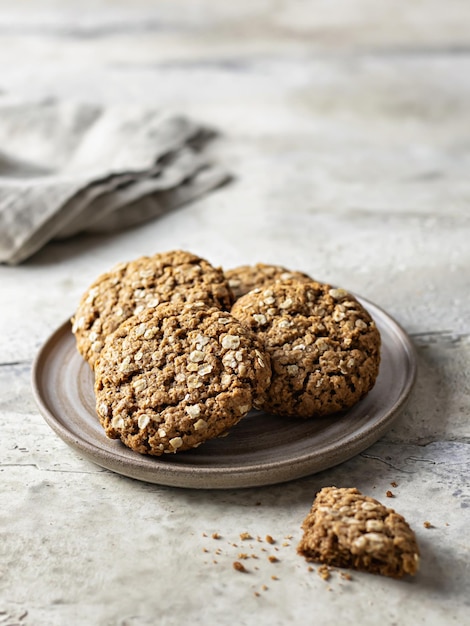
(0, 100), (230, 265)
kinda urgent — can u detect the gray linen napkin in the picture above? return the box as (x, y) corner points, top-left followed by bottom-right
(0, 101), (230, 265)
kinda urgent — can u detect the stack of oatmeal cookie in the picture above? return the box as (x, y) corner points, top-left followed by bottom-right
(72, 261), (419, 583)
(71, 250), (381, 456)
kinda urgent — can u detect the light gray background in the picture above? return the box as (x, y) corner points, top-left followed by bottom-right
(0, 2), (469, 625)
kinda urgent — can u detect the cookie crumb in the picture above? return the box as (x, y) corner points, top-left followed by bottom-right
(390, 481), (398, 488)
(233, 561), (248, 573)
(340, 572), (353, 581)
(423, 521), (434, 529)
(318, 565), (331, 581)
(212, 532), (221, 540)
(268, 556), (279, 563)
(265, 535), (275, 544)
(386, 490), (394, 498)
(238, 553), (249, 560)
(262, 585), (268, 591)
(271, 575), (279, 581)
(240, 532), (252, 541)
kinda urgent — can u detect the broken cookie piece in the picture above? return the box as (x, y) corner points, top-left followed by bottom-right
(297, 487), (420, 579)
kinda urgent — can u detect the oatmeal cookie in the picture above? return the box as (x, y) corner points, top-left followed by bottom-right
(225, 263), (313, 300)
(230, 280), (380, 418)
(297, 487), (420, 578)
(72, 250), (234, 368)
(94, 302), (271, 455)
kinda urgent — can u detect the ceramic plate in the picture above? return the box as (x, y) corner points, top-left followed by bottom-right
(32, 297), (416, 489)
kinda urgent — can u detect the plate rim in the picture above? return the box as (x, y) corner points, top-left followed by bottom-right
(31, 296), (417, 489)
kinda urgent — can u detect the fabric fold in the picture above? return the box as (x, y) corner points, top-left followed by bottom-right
(0, 101), (230, 265)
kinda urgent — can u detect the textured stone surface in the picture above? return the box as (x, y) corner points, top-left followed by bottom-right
(0, 1), (469, 625)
